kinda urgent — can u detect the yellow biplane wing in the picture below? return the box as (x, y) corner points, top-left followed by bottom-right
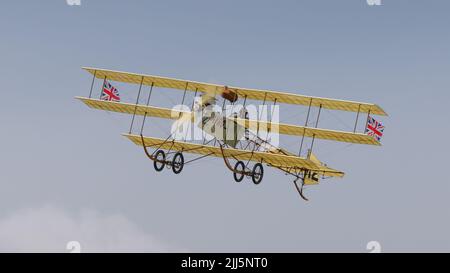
(77, 97), (380, 146)
(76, 96), (190, 120)
(124, 134), (344, 178)
(236, 118), (380, 146)
(83, 67), (387, 116)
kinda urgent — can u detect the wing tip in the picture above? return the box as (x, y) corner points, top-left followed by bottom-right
(82, 66), (94, 71)
(373, 104), (388, 116)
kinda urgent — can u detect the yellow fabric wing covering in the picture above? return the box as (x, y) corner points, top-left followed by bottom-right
(76, 96), (192, 121)
(235, 118), (380, 146)
(124, 134), (344, 178)
(77, 97), (380, 146)
(83, 67), (387, 116)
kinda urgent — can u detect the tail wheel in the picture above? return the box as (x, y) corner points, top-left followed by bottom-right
(153, 150), (166, 172)
(252, 163), (264, 185)
(233, 161), (245, 182)
(172, 152), (184, 174)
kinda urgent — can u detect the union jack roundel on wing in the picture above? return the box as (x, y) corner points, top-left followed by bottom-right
(101, 81), (121, 102)
(365, 116), (384, 142)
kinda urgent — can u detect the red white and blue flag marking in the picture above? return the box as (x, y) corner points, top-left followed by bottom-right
(365, 116), (384, 141)
(101, 81), (121, 102)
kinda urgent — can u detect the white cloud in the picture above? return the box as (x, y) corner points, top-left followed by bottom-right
(0, 205), (180, 252)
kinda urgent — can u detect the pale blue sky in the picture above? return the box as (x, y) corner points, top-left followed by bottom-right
(0, 0), (449, 252)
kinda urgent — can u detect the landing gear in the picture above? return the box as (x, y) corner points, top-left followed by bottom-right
(219, 144), (265, 185)
(172, 152), (184, 174)
(231, 161), (264, 185)
(251, 163), (264, 185)
(293, 177), (309, 201)
(151, 149), (184, 174)
(153, 150), (166, 172)
(233, 161), (245, 182)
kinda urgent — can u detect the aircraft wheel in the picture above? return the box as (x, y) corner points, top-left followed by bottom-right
(233, 161), (245, 182)
(153, 150), (166, 172)
(172, 152), (184, 174)
(251, 163), (264, 185)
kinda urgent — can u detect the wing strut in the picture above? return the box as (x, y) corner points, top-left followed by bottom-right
(129, 77), (145, 134)
(140, 83), (155, 135)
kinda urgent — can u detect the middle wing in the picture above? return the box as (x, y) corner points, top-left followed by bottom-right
(77, 97), (380, 146)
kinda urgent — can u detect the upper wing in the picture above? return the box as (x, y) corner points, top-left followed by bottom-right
(124, 134), (344, 178)
(229, 88), (386, 116)
(83, 67), (217, 94)
(83, 67), (387, 116)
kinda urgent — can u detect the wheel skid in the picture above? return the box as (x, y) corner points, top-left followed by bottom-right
(293, 178), (309, 201)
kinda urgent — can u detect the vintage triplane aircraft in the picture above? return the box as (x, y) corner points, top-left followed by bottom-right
(76, 67), (387, 201)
